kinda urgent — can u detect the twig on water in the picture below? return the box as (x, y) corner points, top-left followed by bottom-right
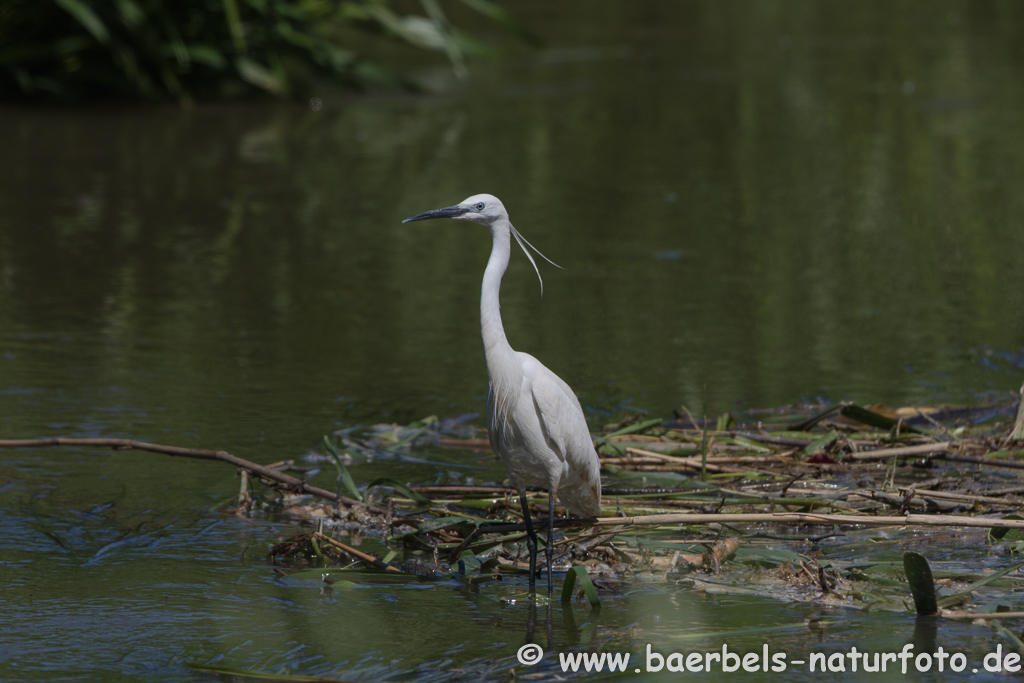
(0, 437), (383, 512)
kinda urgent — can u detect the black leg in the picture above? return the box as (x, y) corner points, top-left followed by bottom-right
(519, 489), (537, 594)
(545, 491), (556, 594)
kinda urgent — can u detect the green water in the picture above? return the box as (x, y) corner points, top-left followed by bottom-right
(2, 1), (1024, 680)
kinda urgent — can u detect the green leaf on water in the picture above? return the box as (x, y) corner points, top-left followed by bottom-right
(323, 435), (362, 502)
(735, 547), (805, 566)
(994, 623), (1024, 654)
(840, 404), (927, 434)
(309, 535), (324, 561)
(976, 601), (1015, 614)
(803, 430), (838, 456)
(336, 461), (362, 502)
(903, 551), (937, 616)
(990, 515), (1024, 542)
(561, 565), (600, 608)
(732, 435), (773, 452)
(415, 516), (476, 534)
(457, 556), (501, 574)
(365, 477), (432, 505)
(963, 559), (1024, 592)
(604, 418), (663, 439)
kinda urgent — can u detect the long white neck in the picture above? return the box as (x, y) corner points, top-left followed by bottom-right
(481, 220), (517, 375)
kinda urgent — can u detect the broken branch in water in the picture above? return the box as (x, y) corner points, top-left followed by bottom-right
(0, 437), (381, 512)
(594, 511), (1024, 529)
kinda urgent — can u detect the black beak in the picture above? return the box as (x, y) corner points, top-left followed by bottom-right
(402, 205), (470, 223)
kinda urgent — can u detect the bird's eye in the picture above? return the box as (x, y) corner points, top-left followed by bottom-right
(475, 202), (485, 211)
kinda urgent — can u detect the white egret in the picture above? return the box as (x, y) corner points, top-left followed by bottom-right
(403, 194), (602, 594)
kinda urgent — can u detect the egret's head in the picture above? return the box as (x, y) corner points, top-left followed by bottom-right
(402, 193), (506, 225)
(402, 193), (559, 293)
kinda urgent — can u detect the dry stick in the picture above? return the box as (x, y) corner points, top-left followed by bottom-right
(935, 452), (1024, 470)
(604, 454), (792, 466)
(312, 532), (402, 572)
(897, 487), (1023, 506)
(731, 432), (815, 448)
(845, 442), (952, 461)
(940, 610), (1024, 621)
(623, 447), (780, 476)
(0, 437), (382, 512)
(678, 537), (740, 571)
(12, 438), (1022, 531)
(592, 512), (1024, 530)
(412, 485), (518, 496)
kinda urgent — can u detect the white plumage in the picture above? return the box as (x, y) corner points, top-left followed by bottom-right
(404, 193), (601, 593)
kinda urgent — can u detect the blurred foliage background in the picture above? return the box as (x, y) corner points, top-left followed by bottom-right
(0, 0), (526, 100)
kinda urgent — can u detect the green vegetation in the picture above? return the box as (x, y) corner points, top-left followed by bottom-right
(0, 0), (525, 101)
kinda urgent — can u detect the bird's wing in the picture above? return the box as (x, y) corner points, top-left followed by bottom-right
(518, 353), (602, 517)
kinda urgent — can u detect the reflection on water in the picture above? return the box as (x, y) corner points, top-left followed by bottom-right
(2, 1), (1024, 680)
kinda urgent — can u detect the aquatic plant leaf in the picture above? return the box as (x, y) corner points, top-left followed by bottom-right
(963, 559), (1024, 592)
(903, 551), (937, 615)
(457, 556), (501, 574)
(604, 418), (663, 439)
(335, 462), (362, 501)
(803, 430), (838, 456)
(365, 478), (431, 505)
(841, 404), (926, 434)
(220, 0), (245, 52)
(236, 57), (282, 94)
(28, 522), (72, 551)
(321, 435), (364, 501)
(189, 662), (348, 680)
(416, 516), (476, 533)
(179, 44), (227, 69)
(309, 535), (324, 561)
(787, 405), (843, 431)
(561, 565), (600, 607)
(600, 465), (692, 486)
(732, 435), (773, 452)
(990, 515), (1024, 542)
(994, 624), (1024, 654)
(735, 547), (804, 566)
(455, 0), (541, 45)
(54, 0), (110, 43)
(976, 601), (1015, 614)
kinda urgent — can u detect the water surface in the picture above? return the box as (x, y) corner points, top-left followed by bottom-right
(2, 1), (1024, 680)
